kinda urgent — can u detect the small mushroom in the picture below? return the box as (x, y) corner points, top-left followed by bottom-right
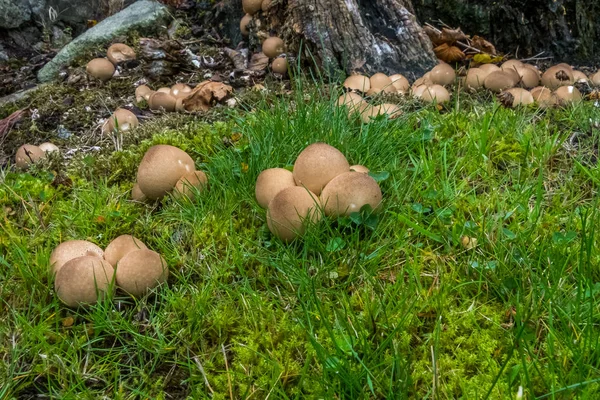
(421, 84), (450, 104)
(572, 70), (589, 83)
(478, 64), (501, 74)
(389, 74), (410, 93)
(370, 73), (396, 93)
(515, 66), (540, 88)
(320, 171), (382, 217)
(499, 88), (534, 107)
(337, 92), (366, 115)
(350, 165), (369, 173)
(360, 104), (401, 123)
(541, 65), (574, 90)
(554, 86), (582, 104)
(411, 84), (429, 99)
(135, 85), (153, 104)
(343, 75), (371, 92)
(106, 43), (136, 65)
(242, 0), (262, 15)
(240, 14), (252, 36)
(131, 183), (147, 202)
(102, 108), (139, 135)
(429, 63), (456, 86)
(261, 0), (272, 11)
(293, 143), (349, 195)
(171, 83), (192, 98)
(530, 86), (558, 109)
(592, 71), (600, 86)
(484, 71), (516, 92)
(272, 58), (289, 74)
(54, 256), (115, 307)
(465, 68), (489, 90)
(412, 74), (432, 90)
(38, 142), (60, 154)
(500, 59), (524, 70)
(173, 170), (208, 201)
(267, 186), (321, 242)
(15, 144), (45, 169)
(136, 145), (195, 201)
(104, 235), (147, 267)
(49, 240), (104, 274)
(116, 249), (168, 297)
(255, 168), (296, 209)
(149, 92), (177, 112)
(262, 37), (285, 58)
(86, 58), (115, 82)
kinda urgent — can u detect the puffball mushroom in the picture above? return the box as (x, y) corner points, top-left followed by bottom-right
(500, 88), (534, 107)
(541, 65), (574, 90)
(344, 75), (371, 92)
(479, 64), (501, 74)
(554, 86), (582, 104)
(293, 143), (349, 195)
(484, 71), (516, 92)
(421, 84), (450, 104)
(389, 74), (410, 93)
(54, 256), (115, 307)
(38, 142), (59, 153)
(255, 168), (296, 209)
(104, 235), (147, 267)
(272, 58), (289, 74)
(86, 58), (115, 82)
(102, 108), (139, 135)
(411, 84), (429, 99)
(116, 249), (168, 297)
(136, 145), (195, 201)
(515, 66), (540, 88)
(320, 171), (382, 217)
(106, 43), (136, 65)
(266, 186), (321, 242)
(337, 92), (366, 115)
(530, 86), (558, 109)
(240, 14), (252, 36)
(15, 144), (45, 169)
(149, 92), (177, 112)
(171, 83), (192, 98)
(262, 0), (271, 11)
(49, 240), (104, 274)
(242, 0), (262, 15)
(157, 87), (172, 94)
(572, 70), (589, 83)
(360, 104), (401, 123)
(350, 165), (369, 173)
(465, 68), (488, 90)
(135, 85), (153, 103)
(370, 73), (395, 92)
(592, 71), (600, 86)
(262, 37), (285, 58)
(173, 170), (208, 201)
(131, 183), (147, 202)
(500, 59), (524, 70)
(429, 63), (456, 86)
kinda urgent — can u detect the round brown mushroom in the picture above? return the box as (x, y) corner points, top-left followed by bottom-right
(320, 171), (382, 217)
(116, 249), (168, 297)
(171, 83), (192, 98)
(389, 74), (410, 93)
(106, 43), (136, 65)
(255, 168), (296, 209)
(343, 75), (371, 92)
(86, 58), (115, 82)
(465, 68), (489, 90)
(421, 84), (450, 104)
(135, 85), (153, 104)
(337, 92), (366, 115)
(240, 14), (252, 36)
(501, 88), (534, 107)
(530, 86), (558, 109)
(484, 71), (516, 92)
(349, 165), (369, 173)
(261, 0), (271, 11)
(554, 86), (582, 104)
(54, 256), (115, 307)
(149, 92), (177, 112)
(272, 58), (289, 74)
(49, 240), (104, 274)
(572, 70), (589, 83)
(370, 73), (396, 92)
(429, 63), (456, 86)
(541, 65), (574, 90)
(479, 64), (501, 74)
(293, 143), (349, 195)
(38, 142), (59, 154)
(500, 59), (524, 70)
(15, 144), (45, 169)
(592, 71), (600, 86)
(242, 0), (262, 15)
(173, 170), (208, 201)
(104, 235), (147, 267)
(131, 183), (147, 202)
(515, 66), (540, 88)
(411, 84), (429, 99)
(262, 37), (285, 58)
(102, 108), (139, 135)
(266, 186), (321, 242)
(360, 104), (401, 123)
(136, 145), (195, 201)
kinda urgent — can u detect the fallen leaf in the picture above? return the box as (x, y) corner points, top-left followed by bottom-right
(248, 52), (269, 72)
(473, 53), (504, 64)
(182, 81), (234, 112)
(434, 43), (465, 63)
(424, 26), (443, 46)
(471, 35), (497, 55)
(439, 27), (469, 44)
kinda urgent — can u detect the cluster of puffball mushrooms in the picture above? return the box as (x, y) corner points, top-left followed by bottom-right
(256, 143), (383, 242)
(240, 0), (288, 75)
(14, 142), (60, 169)
(51, 236), (167, 307)
(132, 144), (208, 203)
(338, 61), (600, 122)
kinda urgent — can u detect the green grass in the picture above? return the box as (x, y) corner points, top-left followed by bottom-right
(1, 78), (600, 399)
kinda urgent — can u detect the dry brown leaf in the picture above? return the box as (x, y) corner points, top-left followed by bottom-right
(434, 43), (466, 63)
(471, 35), (497, 55)
(439, 27), (469, 44)
(248, 52), (269, 72)
(423, 26), (443, 46)
(182, 81), (233, 112)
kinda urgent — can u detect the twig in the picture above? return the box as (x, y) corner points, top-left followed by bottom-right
(222, 344), (233, 400)
(518, 52), (553, 62)
(424, 23), (483, 54)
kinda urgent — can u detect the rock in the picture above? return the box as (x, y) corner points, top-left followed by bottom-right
(0, 0), (35, 29)
(51, 25), (72, 48)
(37, 0), (169, 82)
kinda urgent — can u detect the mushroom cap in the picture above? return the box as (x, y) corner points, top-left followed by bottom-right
(541, 65), (574, 90)
(501, 59), (524, 70)
(104, 235), (147, 267)
(272, 58), (289, 74)
(412, 84), (429, 99)
(293, 143), (349, 195)
(242, 0), (262, 15)
(592, 71), (600, 86)
(261, 0), (272, 11)
(320, 171), (382, 217)
(49, 240), (104, 274)
(173, 170), (208, 200)
(262, 37), (285, 58)
(116, 249), (168, 297)
(38, 142), (59, 153)
(149, 92), (177, 112)
(359, 104), (400, 123)
(366, 85), (397, 96)
(337, 92), (366, 115)
(136, 145), (195, 200)
(378, 103), (401, 118)
(484, 71), (516, 92)
(54, 256), (115, 307)
(171, 83), (192, 98)
(478, 64), (501, 74)
(412, 74), (432, 90)
(343, 75), (371, 92)
(503, 88), (534, 106)
(255, 168), (296, 209)
(349, 165), (369, 173)
(530, 86), (558, 109)
(131, 183), (147, 202)
(106, 43), (136, 65)
(389, 74), (410, 93)
(135, 85), (153, 103)
(515, 66), (540, 88)
(157, 87), (172, 94)
(240, 14), (252, 36)
(15, 144), (45, 169)
(465, 68), (489, 90)
(102, 108), (139, 135)
(370, 73), (394, 90)
(421, 84), (450, 103)
(266, 186), (321, 242)
(554, 85), (582, 104)
(500, 66), (521, 85)
(572, 70), (589, 83)
(429, 63), (456, 86)
(86, 58), (115, 82)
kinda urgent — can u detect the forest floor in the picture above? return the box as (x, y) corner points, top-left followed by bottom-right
(1, 45), (600, 398)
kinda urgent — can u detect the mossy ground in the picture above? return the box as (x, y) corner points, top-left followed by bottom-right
(1, 74), (600, 399)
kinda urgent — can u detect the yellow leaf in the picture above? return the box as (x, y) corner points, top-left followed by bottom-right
(473, 53), (503, 64)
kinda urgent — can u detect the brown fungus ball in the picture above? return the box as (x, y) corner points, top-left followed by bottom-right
(86, 58), (115, 82)
(15, 144), (45, 169)
(484, 71), (516, 92)
(136, 145), (195, 201)
(554, 86), (582, 104)
(104, 235), (147, 267)
(344, 75), (371, 92)
(592, 71), (600, 86)
(349, 165), (369, 173)
(106, 43), (136, 65)
(149, 92), (177, 112)
(337, 92), (366, 115)
(465, 68), (489, 90)
(541, 65), (574, 90)
(240, 14), (252, 36)
(255, 168), (296, 209)
(272, 58), (289, 74)
(116, 249), (168, 297)
(320, 171), (382, 217)
(262, 37), (285, 58)
(530, 86), (558, 109)
(267, 186), (321, 242)
(102, 108), (139, 135)
(429, 63), (456, 86)
(479, 64), (501, 74)
(135, 85), (153, 104)
(370, 73), (395, 91)
(171, 83), (192, 98)
(421, 84), (450, 104)
(242, 0), (262, 15)
(49, 240), (104, 274)
(38, 142), (59, 154)
(131, 183), (148, 202)
(293, 143), (349, 195)
(500, 88), (534, 107)
(173, 170), (208, 201)
(389, 74), (410, 93)
(54, 256), (115, 307)
(515, 66), (540, 88)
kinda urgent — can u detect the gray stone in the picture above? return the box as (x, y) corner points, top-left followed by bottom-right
(0, 0), (33, 29)
(37, 0), (169, 83)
